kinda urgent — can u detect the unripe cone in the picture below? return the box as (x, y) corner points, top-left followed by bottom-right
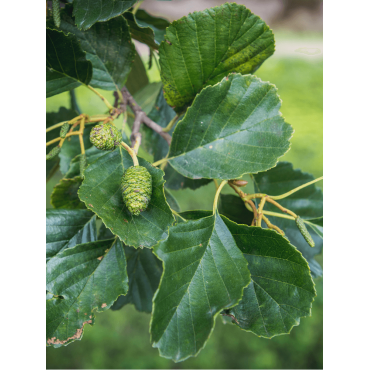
(90, 123), (122, 150)
(121, 166), (152, 216)
(60, 122), (69, 138)
(295, 216), (315, 248)
(46, 145), (61, 160)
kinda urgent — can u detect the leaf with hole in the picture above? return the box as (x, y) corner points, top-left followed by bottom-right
(46, 238), (128, 346)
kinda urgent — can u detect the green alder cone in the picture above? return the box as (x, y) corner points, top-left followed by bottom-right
(59, 122), (69, 138)
(90, 123), (122, 150)
(46, 145), (61, 160)
(121, 166), (152, 216)
(296, 216), (315, 248)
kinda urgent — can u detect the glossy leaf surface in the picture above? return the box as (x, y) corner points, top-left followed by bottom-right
(78, 147), (174, 248)
(46, 209), (96, 261)
(223, 219), (316, 338)
(111, 245), (163, 312)
(148, 90), (211, 190)
(151, 212), (251, 362)
(159, 3), (275, 112)
(48, 6), (135, 90)
(46, 238), (128, 346)
(168, 73), (293, 180)
(253, 162), (323, 277)
(46, 28), (92, 97)
(73, 0), (137, 30)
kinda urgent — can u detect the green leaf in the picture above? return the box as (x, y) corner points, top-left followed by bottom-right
(78, 147), (174, 248)
(167, 73), (293, 180)
(47, 108), (76, 180)
(48, 5), (136, 90)
(150, 212), (251, 362)
(148, 89), (211, 190)
(111, 245), (163, 312)
(164, 189), (180, 212)
(159, 3), (275, 112)
(218, 194), (254, 225)
(135, 9), (169, 45)
(59, 125), (93, 174)
(50, 176), (85, 209)
(252, 162), (323, 277)
(124, 9), (169, 49)
(46, 209), (96, 261)
(65, 146), (107, 178)
(72, 0), (137, 30)
(223, 218), (316, 338)
(125, 51), (149, 96)
(46, 28), (92, 97)
(46, 238), (128, 346)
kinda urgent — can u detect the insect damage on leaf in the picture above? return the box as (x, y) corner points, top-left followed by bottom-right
(47, 319), (92, 345)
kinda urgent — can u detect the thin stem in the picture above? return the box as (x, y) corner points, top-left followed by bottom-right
(257, 196), (267, 227)
(79, 117), (86, 155)
(247, 199), (258, 224)
(270, 176), (323, 200)
(46, 132), (80, 146)
(120, 141), (139, 166)
(132, 135), (141, 154)
(213, 179), (219, 190)
(262, 215), (285, 235)
(160, 153), (169, 171)
(132, 0), (144, 14)
(162, 115), (179, 133)
(172, 209), (186, 222)
(152, 157), (168, 167)
(262, 210), (295, 221)
(266, 197), (297, 218)
(46, 121), (68, 133)
(87, 85), (114, 111)
(213, 180), (228, 214)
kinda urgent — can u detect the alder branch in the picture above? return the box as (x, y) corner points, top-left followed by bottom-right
(116, 87), (172, 147)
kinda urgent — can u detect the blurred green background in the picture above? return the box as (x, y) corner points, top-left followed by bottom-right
(46, 1), (323, 368)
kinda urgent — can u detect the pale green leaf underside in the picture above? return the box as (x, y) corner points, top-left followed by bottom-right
(168, 73), (293, 180)
(252, 162), (323, 278)
(73, 0), (137, 30)
(46, 238), (128, 346)
(46, 209), (96, 261)
(160, 3), (275, 112)
(46, 28), (92, 97)
(78, 147), (174, 248)
(224, 219), (316, 338)
(150, 212), (251, 362)
(48, 6), (135, 91)
(111, 245), (163, 313)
